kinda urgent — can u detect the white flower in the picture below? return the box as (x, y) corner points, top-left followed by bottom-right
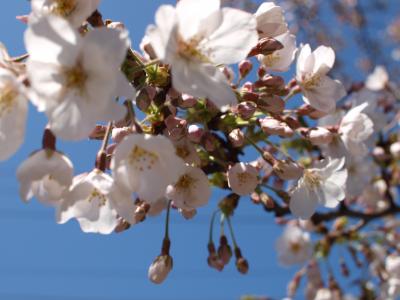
(173, 137), (201, 166)
(146, 0), (258, 109)
(339, 102), (374, 157)
(166, 165), (210, 210)
(275, 223), (313, 266)
(255, 2), (288, 38)
(25, 15), (135, 140)
(57, 170), (121, 234)
(258, 32), (296, 72)
(289, 158), (347, 219)
(383, 255), (400, 300)
(17, 149), (73, 205)
(314, 289), (337, 300)
(148, 254), (173, 284)
(227, 162), (259, 195)
(0, 68), (28, 161)
(366, 65), (389, 91)
(111, 134), (186, 204)
(296, 44), (346, 113)
(30, 0), (100, 28)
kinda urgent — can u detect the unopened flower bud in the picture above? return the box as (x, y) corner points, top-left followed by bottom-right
(203, 133), (218, 152)
(218, 194), (240, 216)
(165, 115), (187, 141)
(148, 254), (173, 284)
(241, 81), (254, 92)
(187, 125), (204, 143)
(112, 126), (134, 144)
(390, 141), (400, 158)
(260, 193), (275, 209)
(235, 101), (257, 120)
(307, 127), (333, 145)
(241, 91), (259, 102)
(221, 66), (235, 83)
(234, 248), (249, 274)
(89, 125), (107, 140)
(273, 160), (304, 180)
(259, 117), (293, 137)
(248, 37), (284, 57)
(257, 94), (285, 114)
(256, 75), (285, 90)
(239, 60), (253, 78)
(296, 104), (328, 119)
(207, 243), (224, 271)
(218, 235), (233, 265)
(180, 93), (198, 108)
(136, 88), (152, 112)
(229, 128), (245, 147)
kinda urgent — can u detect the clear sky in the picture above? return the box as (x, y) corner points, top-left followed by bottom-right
(0, 1), (297, 300)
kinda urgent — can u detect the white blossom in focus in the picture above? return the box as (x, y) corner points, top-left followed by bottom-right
(30, 0), (100, 28)
(0, 68), (28, 161)
(296, 44), (346, 113)
(146, 0), (258, 109)
(17, 149), (73, 205)
(258, 32), (296, 72)
(111, 134), (186, 204)
(289, 158), (347, 219)
(275, 223), (313, 266)
(366, 65), (389, 91)
(227, 162), (259, 195)
(25, 15), (135, 140)
(166, 165), (210, 210)
(255, 2), (288, 38)
(57, 170), (120, 234)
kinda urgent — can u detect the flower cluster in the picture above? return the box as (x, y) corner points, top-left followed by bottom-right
(1, 0), (400, 296)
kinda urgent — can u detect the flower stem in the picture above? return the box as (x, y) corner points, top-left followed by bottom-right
(130, 59), (160, 74)
(226, 216), (238, 249)
(165, 200), (172, 241)
(209, 209), (220, 244)
(100, 121), (113, 153)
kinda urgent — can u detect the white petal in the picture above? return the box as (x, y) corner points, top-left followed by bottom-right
(319, 180), (345, 208)
(290, 185), (318, 219)
(312, 46), (335, 75)
(171, 59), (237, 109)
(203, 8), (258, 65)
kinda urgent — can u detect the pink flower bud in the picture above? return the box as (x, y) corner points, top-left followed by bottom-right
(180, 93), (198, 108)
(136, 88), (152, 112)
(179, 208), (197, 220)
(273, 160), (304, 180)
(111, 126), (135, 144)
(259, 117), (294, 137)
(239, 60), (253, 78)
(207, 243), (224, 271)
(307, 127), (333, 145)
(241, 91), (259, 102)
(218, 235), (233, 265)
(372, 146), (387, 161)
(88, 125), (107, 140)
(229, 128), (245, 147)
(164, 115), (187, 141)
(257, 94), (285, 114)
(148, 254), (173, 284)
(221, 66), (235, 82)
(242, 81), (254, 92)
(203, 133), (217, 152)
(234, 101), (257, 120)
(187, 125), (204, 143)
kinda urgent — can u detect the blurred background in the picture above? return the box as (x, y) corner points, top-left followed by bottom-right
(0, 1), (399, 300)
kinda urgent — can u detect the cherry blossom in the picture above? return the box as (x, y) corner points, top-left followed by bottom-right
(255, 2), (288, 38)
(146, 0), (258, 109)
(365, 65), (389, 91)
(25, 15), (134, 140)
(57, 170), (121, 234)
(289, 158), (347, 219)
(0, 68), (28, 161)
(111, 134), (186, 204)
(275, 223), (313, 266)
(227, 162), (259, 196)
(30, 0), (100, 28)
(296, 44), (346, 113)
(17, 149), (73, 205)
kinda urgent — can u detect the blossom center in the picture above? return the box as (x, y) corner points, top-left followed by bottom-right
(0, 84), (17, 116)
(176, 145), (190, 160)
(51, 0), (77, 17)
(176, 174), (197, 190)
(63, 63), (88, 93)
(177, 35), (208, 62)
(87, 188), (107, 207)
(289, 241), (302, 254)
(128, 146), (159, 171)
(262, 53), (281, 67)
(236, 172), (253, 187)
(304, 170), (322, 188)
(302, 74), (322, 90)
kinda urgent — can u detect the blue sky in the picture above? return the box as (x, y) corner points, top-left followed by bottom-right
(0, 2), (297, 300)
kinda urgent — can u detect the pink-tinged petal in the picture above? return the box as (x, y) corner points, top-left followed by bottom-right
(296, 44), (313, 77)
